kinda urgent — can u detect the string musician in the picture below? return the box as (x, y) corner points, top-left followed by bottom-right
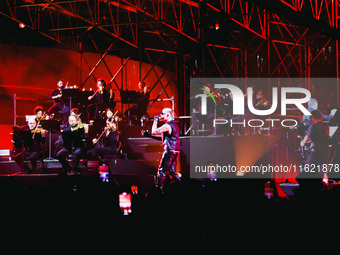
(61, 108), (89, 133)
(47, 79), (70, 124)
(254, 90), (271, 110)
(87, 117), (120, 160)
(34, 106), (45, 122)
(87, 78), (110, 121)
(14, 118), (46, 174)
(56, 115), (87, 175)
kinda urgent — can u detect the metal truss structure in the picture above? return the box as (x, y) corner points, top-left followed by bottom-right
(1, 0), (340, 116)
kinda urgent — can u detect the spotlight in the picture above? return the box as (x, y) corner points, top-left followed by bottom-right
(215, 21), (220, 30)
(19, 22), (25, 29)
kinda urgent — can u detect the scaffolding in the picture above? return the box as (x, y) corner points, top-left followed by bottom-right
(1, 0), (339, 117)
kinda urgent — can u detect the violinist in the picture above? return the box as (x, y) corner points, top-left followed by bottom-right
(87, 78), (110, 121)
(70, 108), (82, 123)
(105, 108), (119, 129)
(61, 108), (89, 133)
(254, 90), (270, 110)
(34, 106), (44, 122)
(14, 118), (46, 174)
(47, 79), (70, 124)
(56, 115), (86, 175)
(87, 117), (120, 160)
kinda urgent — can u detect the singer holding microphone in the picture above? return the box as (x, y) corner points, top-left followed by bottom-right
(151, 108), (181, 192)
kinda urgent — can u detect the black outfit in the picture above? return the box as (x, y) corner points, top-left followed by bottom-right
(297, 121), (329, 196)
(306, 121), (329, 169)
(302, 107), (333, 127)
(329, 108), (340, 126)
(14, 125), (45, 174)
(56, 125), (86, 173)
(157, 120), (181, 190)
(87, 89), (110, 121)
(124, 91), (150, 124)
(87, 130), (119, 159)
(191, 94), (215, 135)
(47, 88), (70, 124)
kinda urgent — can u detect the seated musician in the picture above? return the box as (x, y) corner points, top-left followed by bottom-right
(14, 118), (46, 174)
(87, 78), (110, 121)
(56, 115), (86, 175)
(106, 108), (115, 119)
(124, 81), (150, 125)
(34, 106), (45, 122)
(254, 90), (270, 110)
(71, 108), (89, 133)
(105, 108), (119, 129)
(87, 118), (120, 160)
(47, 79), (70, 124)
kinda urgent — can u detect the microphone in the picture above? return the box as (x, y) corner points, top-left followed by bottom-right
(141, 130), (151, 137)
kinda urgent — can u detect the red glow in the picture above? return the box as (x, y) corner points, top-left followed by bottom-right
(19, 22), (25, 29)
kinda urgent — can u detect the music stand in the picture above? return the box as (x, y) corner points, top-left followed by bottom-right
(120, 90), (139, 125)
(120, 90), (139, 104)
(40, 119), (60, 160)
(62, 88), (79, 111)
(62, 130), (84, 149)
(12, 131), (33, 173)
(61, 130), (84, 171)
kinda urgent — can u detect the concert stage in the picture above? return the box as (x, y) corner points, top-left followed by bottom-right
(0, 134), (337, 202)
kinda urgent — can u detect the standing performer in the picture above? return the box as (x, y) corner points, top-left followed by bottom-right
(47, 79), (70, 124)
(87, 78), (110, 121)
(300, 109), (330, 170)
(124, 81), (150, 125)
(14, 118), (46, 174)
(301, 98), (335, 127)
(152, 108), (181, 192)
(298, 109), (329, 195)
(56, 115), (86, 175)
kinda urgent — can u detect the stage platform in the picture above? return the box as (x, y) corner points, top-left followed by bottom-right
(1, 135), (339, 214)
(0, 134), (302, 183)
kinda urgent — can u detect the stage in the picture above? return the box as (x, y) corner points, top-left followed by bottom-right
(1, 134), (339, 204)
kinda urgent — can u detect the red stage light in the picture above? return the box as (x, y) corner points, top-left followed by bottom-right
(215, 21), (220, 30)
(19, 22), (25, 29)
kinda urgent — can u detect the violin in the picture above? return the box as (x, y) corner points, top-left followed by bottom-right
(105, 124), (116, 132)
(88, 88), (104, 100)
(256, 98), (270, 107)
(93, 110), (118, 144)
(36, 113), (50, 122)
(70, 124), (84, 132)
(31, 128), (47, 137)
(32, 111), (47, 138)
